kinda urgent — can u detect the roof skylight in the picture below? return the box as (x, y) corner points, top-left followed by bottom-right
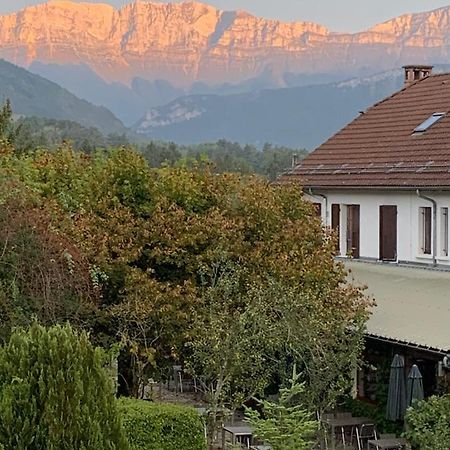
(413, 112), (446, 133)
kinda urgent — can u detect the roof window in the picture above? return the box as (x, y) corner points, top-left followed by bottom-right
(413, 112), (446, 133)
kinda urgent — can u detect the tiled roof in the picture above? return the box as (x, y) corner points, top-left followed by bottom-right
(279, 73), (450, 189)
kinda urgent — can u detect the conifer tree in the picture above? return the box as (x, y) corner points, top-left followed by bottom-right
(0, 323), (127, 450)
(245, 367), (318, 450)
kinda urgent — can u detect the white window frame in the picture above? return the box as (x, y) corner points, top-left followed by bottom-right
(419, 207), (432, 255)
(440, 207), (449, 257)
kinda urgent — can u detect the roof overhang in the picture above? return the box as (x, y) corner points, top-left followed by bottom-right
(303, 185), (450, 192)
(345, 260), (450, 354)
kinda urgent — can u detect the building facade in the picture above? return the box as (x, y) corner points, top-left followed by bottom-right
(308, 190), (450, 266)
(279, 64), (450, 396)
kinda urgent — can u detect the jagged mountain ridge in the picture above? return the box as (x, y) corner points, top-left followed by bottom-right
(2, 1), (450, 86)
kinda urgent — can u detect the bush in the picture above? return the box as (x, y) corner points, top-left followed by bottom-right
(0, 323), (127, 449)
(405, 394), (450, 450)
(118, 398), (206, 450)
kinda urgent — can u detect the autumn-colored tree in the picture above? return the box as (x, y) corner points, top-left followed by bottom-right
(3, 145), (371, 403)
(0, 183), (97, 341)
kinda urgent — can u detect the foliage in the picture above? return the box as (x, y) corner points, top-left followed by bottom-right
(1, 137), (370, 405)
(14, 117), (111, 154)
(0, 322), (127, 450)
(187, 265), (368, 446)
(0, 99), (19, 146)
(141, 139), (307, 180)
(117, 398), (206, 450)
(405, 394), (450, 450)
(186, 266), (277, 444)
(0, 189), (97, 341)
(245, 367), (318, 450)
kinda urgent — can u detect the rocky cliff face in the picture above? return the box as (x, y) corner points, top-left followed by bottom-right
(1, 0), (450, 86)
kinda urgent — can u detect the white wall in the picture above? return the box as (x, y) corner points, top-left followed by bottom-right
(306, 190), (450, 266)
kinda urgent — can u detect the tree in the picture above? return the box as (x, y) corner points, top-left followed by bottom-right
(245, 367), (318, 450)
(0, 99), (19, 146)
(0, 323), (127, 449)
(5, 146), (370, 404)
(186, 266), (277, 446)
(187, 267), (368, 448)
(0, 190), (97, 341)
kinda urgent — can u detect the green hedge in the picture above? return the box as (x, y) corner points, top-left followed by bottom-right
(118, 398), (206, 450)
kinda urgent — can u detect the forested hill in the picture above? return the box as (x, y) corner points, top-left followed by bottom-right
(14, 116), (305, 181)
(0, 59), (126, 135)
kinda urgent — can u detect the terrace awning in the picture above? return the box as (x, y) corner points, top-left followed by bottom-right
(345, 260), (450, 354)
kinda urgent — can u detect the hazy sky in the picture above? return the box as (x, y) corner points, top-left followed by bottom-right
(2, 0), (450, 32)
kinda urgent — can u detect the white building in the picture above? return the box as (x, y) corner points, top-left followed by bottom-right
(279, 65), (450, 396)
(281, 65), (450, 268)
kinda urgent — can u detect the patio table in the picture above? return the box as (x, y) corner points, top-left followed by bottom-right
(221, 425), (253, 449)
(322, 417), (374, 450)
(368, 437), (407, 449)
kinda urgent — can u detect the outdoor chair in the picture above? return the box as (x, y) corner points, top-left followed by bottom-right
(335, 413), (353, 447)
(356, 424), (377, 450)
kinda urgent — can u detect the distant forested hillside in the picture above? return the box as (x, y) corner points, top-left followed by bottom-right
(141, 140), (307, 180)
(13, 116), (304, 180)
(0, 59), (126, 135)
(15, 117), (129, 153)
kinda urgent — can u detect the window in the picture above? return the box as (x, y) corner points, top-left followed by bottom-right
(413, 112), (445, 133)
(419, 207), (432, 255)
(441, 208), (448, 257)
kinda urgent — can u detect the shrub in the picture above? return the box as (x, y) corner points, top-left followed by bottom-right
(405, 394), (450, 450)
(0, 323), (127, 449)
(118, 398), (206, 450)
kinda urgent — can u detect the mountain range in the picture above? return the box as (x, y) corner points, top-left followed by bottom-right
(2, 0), (450, 88)
(2, 1), (450, 147)
(133, 70), (405, 148)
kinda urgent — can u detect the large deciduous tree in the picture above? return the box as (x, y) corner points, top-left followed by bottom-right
(3, 145), (371, 404)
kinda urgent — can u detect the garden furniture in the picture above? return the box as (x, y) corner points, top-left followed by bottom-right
(222, 424), (253, 449)
(367, 437), (407, 449)
(321, 416), (374, 450)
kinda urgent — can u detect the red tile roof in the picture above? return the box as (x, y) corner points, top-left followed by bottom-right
(278, 73), (450, 189)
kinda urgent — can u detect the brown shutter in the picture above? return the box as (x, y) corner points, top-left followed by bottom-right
(331, 204), (340, 251)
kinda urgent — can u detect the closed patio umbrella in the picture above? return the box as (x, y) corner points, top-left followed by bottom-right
(386, 354), (406, 421)
(407, 364), (424, 407)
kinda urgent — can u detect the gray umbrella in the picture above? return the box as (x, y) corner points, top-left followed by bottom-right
(386, 354), (406, 421)
(407, 364), (424, 407)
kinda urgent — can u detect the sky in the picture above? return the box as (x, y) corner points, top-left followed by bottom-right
(1, 0), (450, 32)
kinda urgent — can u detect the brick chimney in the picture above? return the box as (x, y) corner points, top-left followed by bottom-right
(403, 65), (433, 87)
